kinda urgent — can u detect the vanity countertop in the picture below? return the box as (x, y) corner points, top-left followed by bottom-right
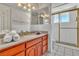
(0, 33), (48, 50)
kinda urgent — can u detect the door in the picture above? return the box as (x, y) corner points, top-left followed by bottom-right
(26, 45), (35, 56)
(0, 43), (25, 56)
(60, 11), (77, 45)
(36, 42), (42, 56)
(43, 45), (48, 54)
(26, 42), (42, 56)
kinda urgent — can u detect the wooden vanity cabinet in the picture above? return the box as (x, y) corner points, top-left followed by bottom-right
(43, 35), (48, 54)
(36, 42), (42, 56)
(26, 45), (35, 56)
(26, 37), (42, 56)
(0, 34), (48, 56)
(43, 45), (48, 54)
(26, 42), (42, 56)
(0, 43), (25, 56)
(15, 51), (25, 56)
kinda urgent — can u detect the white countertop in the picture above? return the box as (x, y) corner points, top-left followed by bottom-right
(0, 33), (47, 50)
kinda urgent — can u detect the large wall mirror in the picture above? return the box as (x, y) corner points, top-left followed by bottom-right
(0, 4), (31, 35)
(31, 6), (50, 25)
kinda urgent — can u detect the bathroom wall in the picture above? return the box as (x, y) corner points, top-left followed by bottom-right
(0, 4), (11, 34)
(0, 4), (31, 33)
(30, 24), (50, 31)
(11, 8), (31, 33)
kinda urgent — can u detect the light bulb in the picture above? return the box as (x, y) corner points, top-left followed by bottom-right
(23, 6), (27, 9)
(28, 3), (31, 7)
(45, 14), (49, 17)
(18, 3), (22, 7)
(28, 9), (31, 11)
(32, 6), (35, 10)
(40, 14), (44, 17)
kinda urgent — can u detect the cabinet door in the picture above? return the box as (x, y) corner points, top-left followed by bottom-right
(26, 38), (42, 49)
(0, 43), (25, 56)
(36, 42), (42, 56)
(43, 45), (48, 54)
(15, 51), (25, 56)
(26, 46), (35, 56)
(43, 39), (47, 46)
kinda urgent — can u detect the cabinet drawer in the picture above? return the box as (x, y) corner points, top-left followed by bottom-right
(43, 35), (48, 41)
(0, 43), (25, 56)
(35, 38), (42, 43)
(26, 38), (42, 48)
(43, 40), (47, 46)
(15, 51), (25, 56)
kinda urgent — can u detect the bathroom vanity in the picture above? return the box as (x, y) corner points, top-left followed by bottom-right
(0, 33), (48, 56)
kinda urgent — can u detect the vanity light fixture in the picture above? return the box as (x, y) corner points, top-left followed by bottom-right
(23, 6), (27, 9)
(17, 3), (36, 11)
(40, 13), (49, 18)
(18, 3), (22, 7)
(28, 8), (31, 11)
(32, 6), (36, 10)
(40, 14), (44, 17)
(27, 3), (31, 7)
(45, 13), (49, 17)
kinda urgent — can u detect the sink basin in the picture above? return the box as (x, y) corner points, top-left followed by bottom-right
(35, 32), (41, 35)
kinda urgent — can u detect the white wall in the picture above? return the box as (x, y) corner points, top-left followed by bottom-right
(11, 8), (31, 33)
(0, 4), (31, 33)
(51, 21), (59, 42)
(0, 4), (11, 34)
(30, 24), (50, 31)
